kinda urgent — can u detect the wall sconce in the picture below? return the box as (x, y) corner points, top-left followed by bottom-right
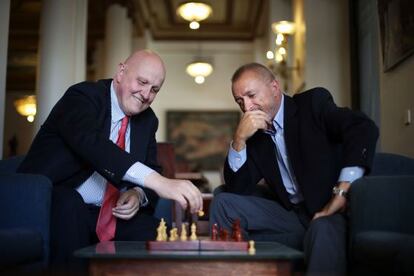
(266, 20), (299, 91)
(186, 59), (213, 84)
(14, 95), (36, 122)
(177, 2), (212, 30)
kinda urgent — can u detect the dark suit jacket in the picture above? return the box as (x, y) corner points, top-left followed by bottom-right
(18, 79), (161, 210)
(223, 87), (379, 215)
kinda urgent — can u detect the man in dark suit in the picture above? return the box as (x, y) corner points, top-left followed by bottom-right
(210, 63), (378, 275)
(18, 49), (202, 267)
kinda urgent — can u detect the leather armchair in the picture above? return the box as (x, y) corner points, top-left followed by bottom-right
(349, 153), (414, 275)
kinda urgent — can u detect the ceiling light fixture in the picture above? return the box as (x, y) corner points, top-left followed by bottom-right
(14, 95), (36, 122)
(186, 60), (213, 84)
(177, 2), (212, 30)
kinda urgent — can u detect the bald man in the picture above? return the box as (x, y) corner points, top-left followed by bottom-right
(18, 50), (203, 267)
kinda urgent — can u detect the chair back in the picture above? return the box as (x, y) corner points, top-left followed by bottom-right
(0, 155), (24, 173)
(371, 152), (414, 176)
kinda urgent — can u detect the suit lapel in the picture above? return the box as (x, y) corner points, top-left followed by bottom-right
(284, 95), (304, 188)
(102, 80), (112, 139)
(251, 133), (291, 208)
(130, 114), (147, 161)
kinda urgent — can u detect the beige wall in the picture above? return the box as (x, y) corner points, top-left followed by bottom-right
(303, 0), (351, 107)
(147, 41), (252, 142)
(379, 54), (414, 157)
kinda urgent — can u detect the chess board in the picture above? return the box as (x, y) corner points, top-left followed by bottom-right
(149, 218), (249, 251)
(147, 238), (248, 251)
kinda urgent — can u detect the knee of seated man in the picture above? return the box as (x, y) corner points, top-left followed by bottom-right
(211, 192), (237, 207)
(307, 215), (343, 236)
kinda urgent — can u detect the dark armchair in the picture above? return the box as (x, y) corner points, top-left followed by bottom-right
(0, 156), (52, 272)
(349, 153), (414, 275)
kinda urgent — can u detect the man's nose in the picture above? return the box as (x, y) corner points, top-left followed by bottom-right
(141, 86), (151, 100)
(243, 100), (253, 112)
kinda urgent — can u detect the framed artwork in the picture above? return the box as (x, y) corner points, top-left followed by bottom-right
(378, 0), (414, 71)
(166, 110), (240, 171)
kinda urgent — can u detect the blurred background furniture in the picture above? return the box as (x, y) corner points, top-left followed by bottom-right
(155, 142), (213, 235)
(349, 153), (414, 275)
(0, 156), (52, 272)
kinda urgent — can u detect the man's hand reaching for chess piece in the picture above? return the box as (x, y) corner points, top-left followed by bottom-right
(144, 172), (203, 214)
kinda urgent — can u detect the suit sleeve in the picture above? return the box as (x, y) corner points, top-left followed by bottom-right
(313, 88), (379, 173)
(140, 118), (160, 210)
(223, 149), (263, 195)
(52, 86), (138, 188)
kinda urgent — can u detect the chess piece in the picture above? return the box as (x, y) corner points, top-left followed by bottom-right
(190, 223), (197, 240)
(234, 231), (242, 242)
(159, 218), (167, 241)
(169, 228), (177, 241)
(211, 223), (218, 241)
(220, 228), (229, 241)
(232, 219), (242, 241)
(156, 226), (163, 241)
(248, 240), (256, 254)
(173, 228), (179, 240)
(180, 224), (187, 241)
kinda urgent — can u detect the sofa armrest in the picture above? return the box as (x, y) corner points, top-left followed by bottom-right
(0, 173), (52, 266)
(349, 176), (414, 240)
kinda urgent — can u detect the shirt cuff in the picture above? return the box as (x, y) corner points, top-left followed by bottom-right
(123, 162), (155, 187)
(228, 141), (247, 172)
(133, 186), (149, 207)
(338, 166), (365, 184)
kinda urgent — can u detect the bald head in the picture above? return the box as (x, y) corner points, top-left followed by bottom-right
(123, 49), (166, 78)
(114, 49), (166, 116)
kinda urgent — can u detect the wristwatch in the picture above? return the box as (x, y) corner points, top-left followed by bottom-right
(332, 186), (348, 198)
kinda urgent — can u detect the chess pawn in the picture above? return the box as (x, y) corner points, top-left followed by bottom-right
(220, 228), (229, 241)
(190, 223), (197, 241)
(248, 240), (256, 254)
(156, 226), (163, 241)
(180, 224), (187, 241)
(211, 223), (218, 241)
(169, 228), (177, 241)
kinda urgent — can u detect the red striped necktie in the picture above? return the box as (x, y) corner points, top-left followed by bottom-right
(96, 116), (129, 241)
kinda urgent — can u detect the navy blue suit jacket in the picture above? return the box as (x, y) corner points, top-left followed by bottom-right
(223, 87), (379, 215)
(18, 79), (161, 209)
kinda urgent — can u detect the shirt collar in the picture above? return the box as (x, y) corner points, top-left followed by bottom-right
(273, 94), (285, 130)
(110, 81), (126, 123)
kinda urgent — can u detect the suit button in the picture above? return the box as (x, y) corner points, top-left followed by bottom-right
(362, 148), (367, 159)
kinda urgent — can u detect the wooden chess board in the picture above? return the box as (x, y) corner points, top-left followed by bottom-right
(147, 238), (248, 251)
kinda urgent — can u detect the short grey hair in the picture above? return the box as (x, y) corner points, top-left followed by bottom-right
(231, 63), (276, 84)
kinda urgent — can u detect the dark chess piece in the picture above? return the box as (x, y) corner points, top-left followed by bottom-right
(211, 223), (218, 241)
(220, 228), (229, 241)
(231, 219), (242, 241)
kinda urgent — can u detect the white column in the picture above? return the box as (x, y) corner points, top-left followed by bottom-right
(104, 4), (132, 78)
(36, 0), (88, 129)
(0, 0), (10, 158)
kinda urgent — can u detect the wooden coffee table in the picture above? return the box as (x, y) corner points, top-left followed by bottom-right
(75, 241), (303, 276)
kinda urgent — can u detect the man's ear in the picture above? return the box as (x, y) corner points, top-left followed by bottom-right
(271, 79), (281, 95)
(115, 63), (126, 83)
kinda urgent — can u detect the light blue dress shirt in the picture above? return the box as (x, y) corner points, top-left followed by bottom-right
(228, 94), (364, 203)
(76, 81), (154, 206)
